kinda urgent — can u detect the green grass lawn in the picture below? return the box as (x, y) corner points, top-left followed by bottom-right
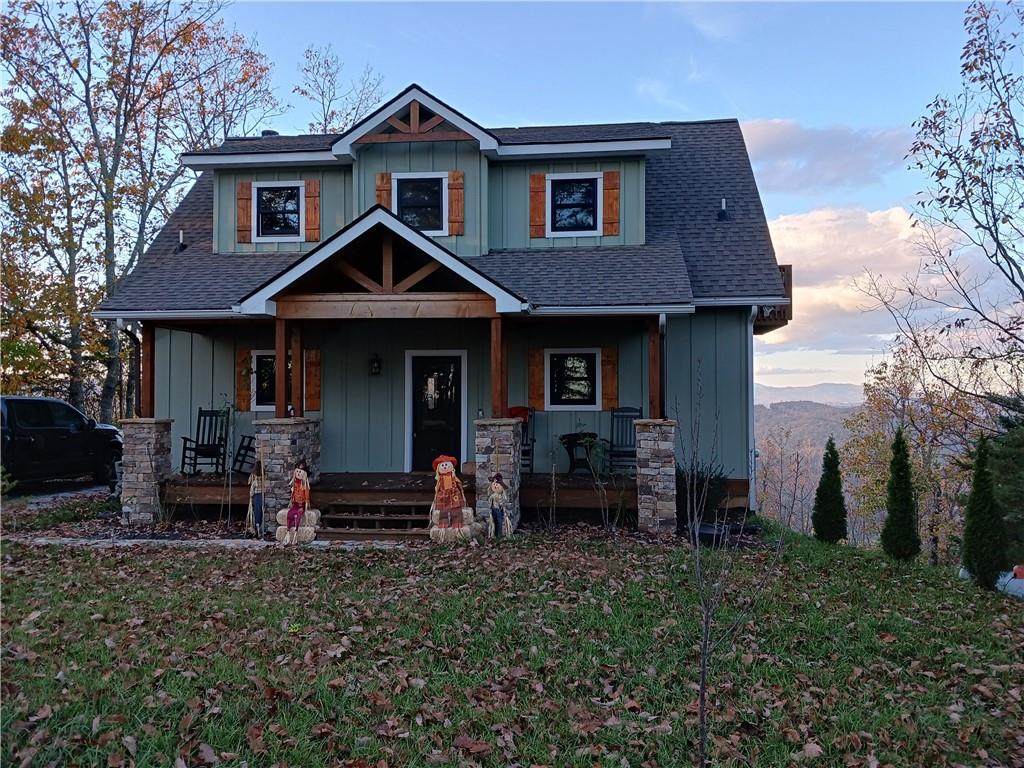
(2, 531), (1021, 767)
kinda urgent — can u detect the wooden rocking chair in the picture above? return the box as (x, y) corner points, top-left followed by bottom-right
(605, 406), (641, 475)
(232, 435), (257, 474)
(180, 408), (228, 475)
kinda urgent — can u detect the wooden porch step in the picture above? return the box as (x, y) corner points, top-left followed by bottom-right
(318, 527), (430, 542)
(322, 513), (427, 522)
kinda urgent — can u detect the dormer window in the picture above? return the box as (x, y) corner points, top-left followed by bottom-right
(392, 172), (449, 236)
(253, 181), (304, 242)
(546, 172), (603, 238)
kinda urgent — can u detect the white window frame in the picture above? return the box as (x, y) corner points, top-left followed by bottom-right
(252, 180), (305, 243)
(250, 349), (309, 412)
(391, 172), (449, 237)
(544, 347), (602, 412)
(545, 172), (603, 238)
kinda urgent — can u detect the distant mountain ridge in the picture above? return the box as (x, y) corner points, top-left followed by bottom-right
(755, 382), (863, 406)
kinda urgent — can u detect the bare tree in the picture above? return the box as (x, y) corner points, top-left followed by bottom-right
(674, 371), (793, 767)
(859, 2), (1023, 403)
(758, 426), (814, 536)
(2, 0), (280, 421)
(293, 44), (384, 134)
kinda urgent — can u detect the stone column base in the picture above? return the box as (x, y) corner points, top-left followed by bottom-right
(635, 419), (678, 533)
(474, 418), (522, 533)
(254, 418), (321, 513)
(120, 419), (173, 524)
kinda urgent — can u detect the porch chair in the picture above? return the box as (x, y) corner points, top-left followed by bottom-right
(231, 435), (257, 474)
(605, 406), (642, 475)
(508, 406), (536, 474)
(180, 407), (229, 475)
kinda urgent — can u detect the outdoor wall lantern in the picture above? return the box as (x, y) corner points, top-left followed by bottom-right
(369, 353), (382, 376)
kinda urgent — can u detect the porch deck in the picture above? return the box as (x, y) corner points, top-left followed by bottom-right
(159, 471), (637, 540)
(160, 471), (635, 508)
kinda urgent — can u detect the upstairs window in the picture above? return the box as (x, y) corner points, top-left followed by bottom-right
(547, 173), (602, 237)
(545, 348), (602, 411)
(253, 181), (304, 242)
(392, 172), (449, 236)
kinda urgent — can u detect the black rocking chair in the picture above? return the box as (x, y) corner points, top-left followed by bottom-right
(606, 406), (642, 475)
(509, 406), (536, 474)
(232, 435), (257, 474)
(180, 408), (228, 475)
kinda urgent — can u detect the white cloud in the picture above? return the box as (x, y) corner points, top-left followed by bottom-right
(762, 206), (923, 355)
(742, 119), (913, 192)
(634, 77), (690, 114)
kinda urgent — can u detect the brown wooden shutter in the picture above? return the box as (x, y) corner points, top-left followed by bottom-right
(448, 170), (464, 236)
(529, 173), (546, 238)
(235, 347), (251, 412)
(236, 181), (252, 244)
(304, 349), (321, 411)
(603, 170), (620, 237)
(601, 345), (619, 410)
(528, 347), (545, 411)
(304, 179), (320, 242)
(375, 172), (392, 209)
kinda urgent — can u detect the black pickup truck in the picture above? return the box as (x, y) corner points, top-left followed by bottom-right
(1, 396), (122, 487)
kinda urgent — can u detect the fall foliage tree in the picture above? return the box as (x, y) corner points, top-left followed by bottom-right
(293, 44), (383, 134)
(881, 428), (922, 561)
(1, 0), (279, 420)
(811, 437), (847, 544)
(962, 437), (1007, 589)
(859, 1), (1023, 404)
(842, 343), (996, 563)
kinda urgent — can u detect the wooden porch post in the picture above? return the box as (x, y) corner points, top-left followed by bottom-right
(140, 323), (155, 418)
(290, 322), (304, 417)
(275, 317), (288, 418)
(648, 317), (662, 419)
(490, 316), (507, 417)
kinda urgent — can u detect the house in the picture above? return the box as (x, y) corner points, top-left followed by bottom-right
(97, 84), (792, 534)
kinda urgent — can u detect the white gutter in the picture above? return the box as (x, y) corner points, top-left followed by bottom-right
(527, 304), (694, 316)
(180, 150), (342, 170)
(492, 138), (672, 159)
(692, 296), (790, 307)
(93, 309), (241, 321)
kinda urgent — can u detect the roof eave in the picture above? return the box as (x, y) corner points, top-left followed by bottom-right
(179, 150), (344, 170)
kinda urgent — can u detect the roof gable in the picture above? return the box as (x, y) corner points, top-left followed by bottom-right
(237, 206), (523, 315)
(331, 84), (499, 159)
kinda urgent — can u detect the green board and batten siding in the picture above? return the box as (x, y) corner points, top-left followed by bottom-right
(488, 159), (645, 250)
(353, 142), (488, 258)
(153, 310), (751, 479)
(214, 167), (352, 253)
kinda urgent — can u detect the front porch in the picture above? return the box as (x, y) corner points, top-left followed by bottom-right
(158, 470), (643, 540)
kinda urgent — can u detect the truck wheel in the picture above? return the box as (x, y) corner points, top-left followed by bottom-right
(94, 447), (121, 490)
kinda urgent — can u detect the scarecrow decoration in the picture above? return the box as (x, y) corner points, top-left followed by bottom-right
(428, 455), (487, 544)
(487, 473), (511, 538)
(275, 458), (320, 545)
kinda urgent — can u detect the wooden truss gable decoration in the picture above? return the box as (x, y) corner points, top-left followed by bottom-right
(276, 229), (497, 319)
(355, 100), (474, 144)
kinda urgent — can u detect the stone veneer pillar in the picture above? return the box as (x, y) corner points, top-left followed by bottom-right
(474, 418), (522, 532)
(635, 419), (678, 533)
(120, 418), (173, 524)
(254, 418), (321, 513)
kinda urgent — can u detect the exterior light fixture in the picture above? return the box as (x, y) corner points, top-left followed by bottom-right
(369, 353), (382, 376)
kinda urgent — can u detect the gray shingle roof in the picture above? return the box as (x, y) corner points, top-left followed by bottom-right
(101, 119), (784, 313)
(190, 133), (339, 155)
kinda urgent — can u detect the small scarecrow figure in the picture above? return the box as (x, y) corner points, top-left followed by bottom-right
(432, 455), (466, 528)
(284, 458), (310, 545)
(246, 459), (266, 537)
(487, 473), (509, 538)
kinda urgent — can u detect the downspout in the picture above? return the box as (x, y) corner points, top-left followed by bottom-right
(747, 306), (758, 511)
(658, 313), (667, 420)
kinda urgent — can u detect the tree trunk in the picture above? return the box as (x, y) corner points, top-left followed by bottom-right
(67, 321), (86, 413)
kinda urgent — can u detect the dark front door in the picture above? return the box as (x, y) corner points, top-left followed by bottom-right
(411, 355), (462, 472)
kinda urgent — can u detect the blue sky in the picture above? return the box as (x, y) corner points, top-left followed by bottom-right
(224, 1), (969, 388)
